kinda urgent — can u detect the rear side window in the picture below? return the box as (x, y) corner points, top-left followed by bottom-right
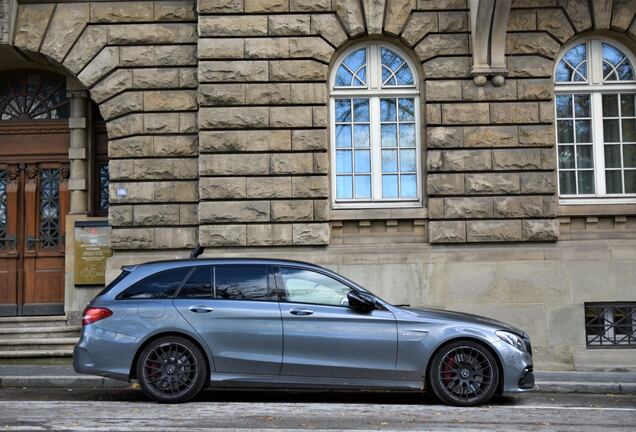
(97, 269), (131, 297)
(214, 265), (274, 301)
(119, 268), (191, 299)
(177, 266), (213, 298)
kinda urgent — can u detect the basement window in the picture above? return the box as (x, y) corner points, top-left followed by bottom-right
(585, 302), (636, 348)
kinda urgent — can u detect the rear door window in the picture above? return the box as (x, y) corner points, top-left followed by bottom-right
(118, 268), (191, 299)
(214, 265), (275, 301)
(177, 266), (213, 298)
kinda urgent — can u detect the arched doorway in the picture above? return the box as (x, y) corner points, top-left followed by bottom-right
(0, 69), (107, 316)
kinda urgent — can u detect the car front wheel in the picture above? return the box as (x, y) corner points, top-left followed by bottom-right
(428, 340), (499, 406)
(136, 336), (207, 403)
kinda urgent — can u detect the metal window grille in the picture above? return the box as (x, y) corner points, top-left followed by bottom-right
(585, 303), (636, 348)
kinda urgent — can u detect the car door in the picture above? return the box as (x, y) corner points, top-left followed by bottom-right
(172, 264), (283, 375)
(277, 266), (398, 380)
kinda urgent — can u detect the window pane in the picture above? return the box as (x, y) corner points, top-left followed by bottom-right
(399, 124), (415, 147)
(605, 144), (622, 168)
(336, 150), (352, 173)
(382, 149), (398, 171)
(559, 146), (575, 169)
(353, 125), (370, 147)
(617, 63), (634, 81)
(215, 266), (272, 301)
(577, 145), (594, 168)
(382, 175), (398, 198)
(556, 95), (572, 118)
(575, 120), (591, 142)
(602, 94), (619, 117)
(605, 170), (623, 193)
(603, 119), (620, 142)
(574, 95), (590, 117)
(280, 268), (351, 307)
(400, 174), (417, 198)
(353, 99), (369, 122)
(178, 267), (212, 299)
(577, 171), (595, 194)
(622, 119), (636, 142)
(354, 150), (370, 173)
(557, 120), (574, 143)
(381, 124), (397, 147)
(625, 171), (636, 193)
(398, 98), (415, 121)
(395, 66), (414, 86)
(400, 149), (417, 171)
(336, 175), (352, 199)
(381, 48), (403, 73)
(559, 171), (576, 194)
(355, 175), (371, 199)
(620, 94), (635, 117)
(624, 144), (636, 168)
(335, 125), (352, 148)
(380, 99), (396, 121)
(335, 99), (351, 122)
(335, 66), (354, 87)
(344, 48), (366, 71)
(121, 268), (190, 299)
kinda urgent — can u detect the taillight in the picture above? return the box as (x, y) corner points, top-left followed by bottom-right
(81, 307), (113, 326)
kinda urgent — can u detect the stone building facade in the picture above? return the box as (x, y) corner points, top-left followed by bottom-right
(1, 0), (635, 370)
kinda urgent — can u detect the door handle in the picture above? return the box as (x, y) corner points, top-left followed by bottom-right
(188, 305), (214, 313)
(289, 308), (314, 316)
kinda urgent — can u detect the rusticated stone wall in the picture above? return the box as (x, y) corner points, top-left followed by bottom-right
(12, 1), (200, 251)
(0, 0), (9, 44)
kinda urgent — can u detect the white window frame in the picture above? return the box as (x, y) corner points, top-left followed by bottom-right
(330, 42), (422, 209)
(555, 37), (636, 205)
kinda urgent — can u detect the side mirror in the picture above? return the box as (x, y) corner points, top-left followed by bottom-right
(347, 290), (376, 312)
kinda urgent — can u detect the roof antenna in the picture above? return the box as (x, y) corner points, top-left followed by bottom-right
(190, 243), (204, 259)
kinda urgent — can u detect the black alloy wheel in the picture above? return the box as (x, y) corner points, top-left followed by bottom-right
(428, 340), (499, 406)
(137, 336), (207, 403)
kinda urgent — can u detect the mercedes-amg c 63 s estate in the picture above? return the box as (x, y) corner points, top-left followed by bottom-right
(74, 259), (535, 405)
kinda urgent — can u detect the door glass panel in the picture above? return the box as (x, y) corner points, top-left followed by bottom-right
(214, 265), (273, 301)
(99, 163), (109, 211)
(280, 268), (351, 307)
(119, 268), (191, 299)
(177, 266), (212, 299)
(0, 170), (6, 248)
(38, 169), (60, 248)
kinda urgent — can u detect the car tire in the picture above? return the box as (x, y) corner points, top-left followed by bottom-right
(428, 339), (499, 406)
(136, 335), (208, 403)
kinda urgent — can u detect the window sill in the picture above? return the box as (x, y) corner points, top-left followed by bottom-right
(329, 206), (428, 220)
(558, 200), (636, 216)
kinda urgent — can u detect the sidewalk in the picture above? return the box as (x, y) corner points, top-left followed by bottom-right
(0, 365), (635, 394)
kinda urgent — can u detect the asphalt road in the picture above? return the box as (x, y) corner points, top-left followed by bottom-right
(0, 387), (634, 431)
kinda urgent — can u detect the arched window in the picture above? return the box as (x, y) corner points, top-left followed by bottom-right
(0, 70), (69, 120)
(555, 39), (636, 200)
(330, 43), (421, 208)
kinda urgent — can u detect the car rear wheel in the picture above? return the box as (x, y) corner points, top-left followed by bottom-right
(136, 336), (207, 403)
(428, 340), (499, 406)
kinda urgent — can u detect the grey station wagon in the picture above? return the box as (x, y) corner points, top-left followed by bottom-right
(74, 259), (534, 406)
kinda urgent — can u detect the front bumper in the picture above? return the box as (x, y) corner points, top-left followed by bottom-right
(495, 338), (535, 394)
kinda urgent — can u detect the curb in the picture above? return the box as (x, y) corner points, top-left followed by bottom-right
(536, 381), (636, 394)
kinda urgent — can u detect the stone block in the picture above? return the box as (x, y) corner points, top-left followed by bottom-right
(90, 2), (153, 22)
(245, 84), (291, 104)
(199, 201), (270, 223)
(269, 14), (311, 35)
(199, 177), (247, 199)
(40, 4), (90, 63)
(463, 126), (518, 148)
(442, 103), (489, 125)
(106, 114), (144, 138)
(313, 199), (329, 221)
(154, 181), (198, 202)
(100, 92), (144, 120)
(247, 130), (292, 151)
(467, 220), (522, 242)
(443, 150), (492, 171)
(427, 127), (463, 148)
(427, 151), (443, 171)
(144, 113), (179, 134)
(144, 90), (197, 111)
(292, 130), (327, 151)
(427, 198), (443, 219)
(314, 153), (329, 174)
(107, 23), (180, 45)
(109, 136), (153, 158)
(199, 225), (246, 247)
(537, 9), (574, 42)
(13, 4), (55, 52)
(247, 224), (293, 246)
(198, 0), (242, 13)
(461, 80), (517, 101)
(245, 38), (290, 58)
(520, 172), (557, 193)
(155, 227), (197, 249)
(64, 26), (109, 74)
(517, 79), (553, 100)
(422, 57), (470, 79)
(490, 102), (539, 124)
(109, 205), (133, 226)
(292, 176), (328, 198)
(180, 113), (197, 133)
(291, 0), (331, 11)
(425, 80), (462, 101)
(508, 9), (536, 31)
(442, 262), (497, 304)
(179, 204), (198, 225)
(559, 0), (592, 32)
(494, 196), (543, 217)
(271, 200), (314, 221)
(154, 1), (197, 21)
(310, 14), (347, 46)
(438, 11), (468, 32)
(109, 182), (153, 204)
(290, 37), (334, 62)
(427, 174), (465, 195)
(199, 60), (268, 82)
(522, 219), (559, 241)
(507, 56), (554, 78)
(179, 68), (198, 88)
(199, 84), (246, 106)
(134, 204), (180, 225)
(269, 60), (328, 81)
(247, 177), (292, 198)
(292, 223), (330, 245)
(199, 154), (270, 176)
(312, 107), (328, 127)
(541, 148), (556, 170)
(199, 15), (268, 37)
(271, 153), (314, 174)
(270, 107), (313, 128)
(444, 197), (493, 218)
(417, 0), (466, 9)
(539, 102), (554, 123)
(155, 136), (198, 157)
(428, 221), (466, 243)
(199, 38), (244, 60)
(291, 83), (327, 104)
(132, 68), (180, 89)
(465, 173), (521, 194)
(384, 0), (417, 35)
(507, 33), (561, 58)
(78, 47), (119, 87)
(199, 107), (269, 129)
(415, 34), (468, 61)
(401, 11), (437, 46)
(492, 149), (542, 170)
(110, 228), (154, 249)
(519, 125), (555, 146)
(109, 160), (134, 180)
(334, 0), (365, 36)
(245, 0), (289, 12)
(427, 104), (442, 124)
(199, 131), (243, 152)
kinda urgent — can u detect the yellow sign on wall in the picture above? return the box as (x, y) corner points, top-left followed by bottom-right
(74, 222), (112, 286)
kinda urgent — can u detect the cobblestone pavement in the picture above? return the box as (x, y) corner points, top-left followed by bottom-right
(0, 388), (634, 431)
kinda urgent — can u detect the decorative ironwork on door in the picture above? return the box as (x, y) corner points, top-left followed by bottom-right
(0, 170), (7, 248)
(0, 71), (70, 120)
(38, 168), (61, 248)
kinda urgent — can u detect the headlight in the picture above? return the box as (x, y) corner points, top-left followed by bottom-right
(496, 330), (527, 352)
